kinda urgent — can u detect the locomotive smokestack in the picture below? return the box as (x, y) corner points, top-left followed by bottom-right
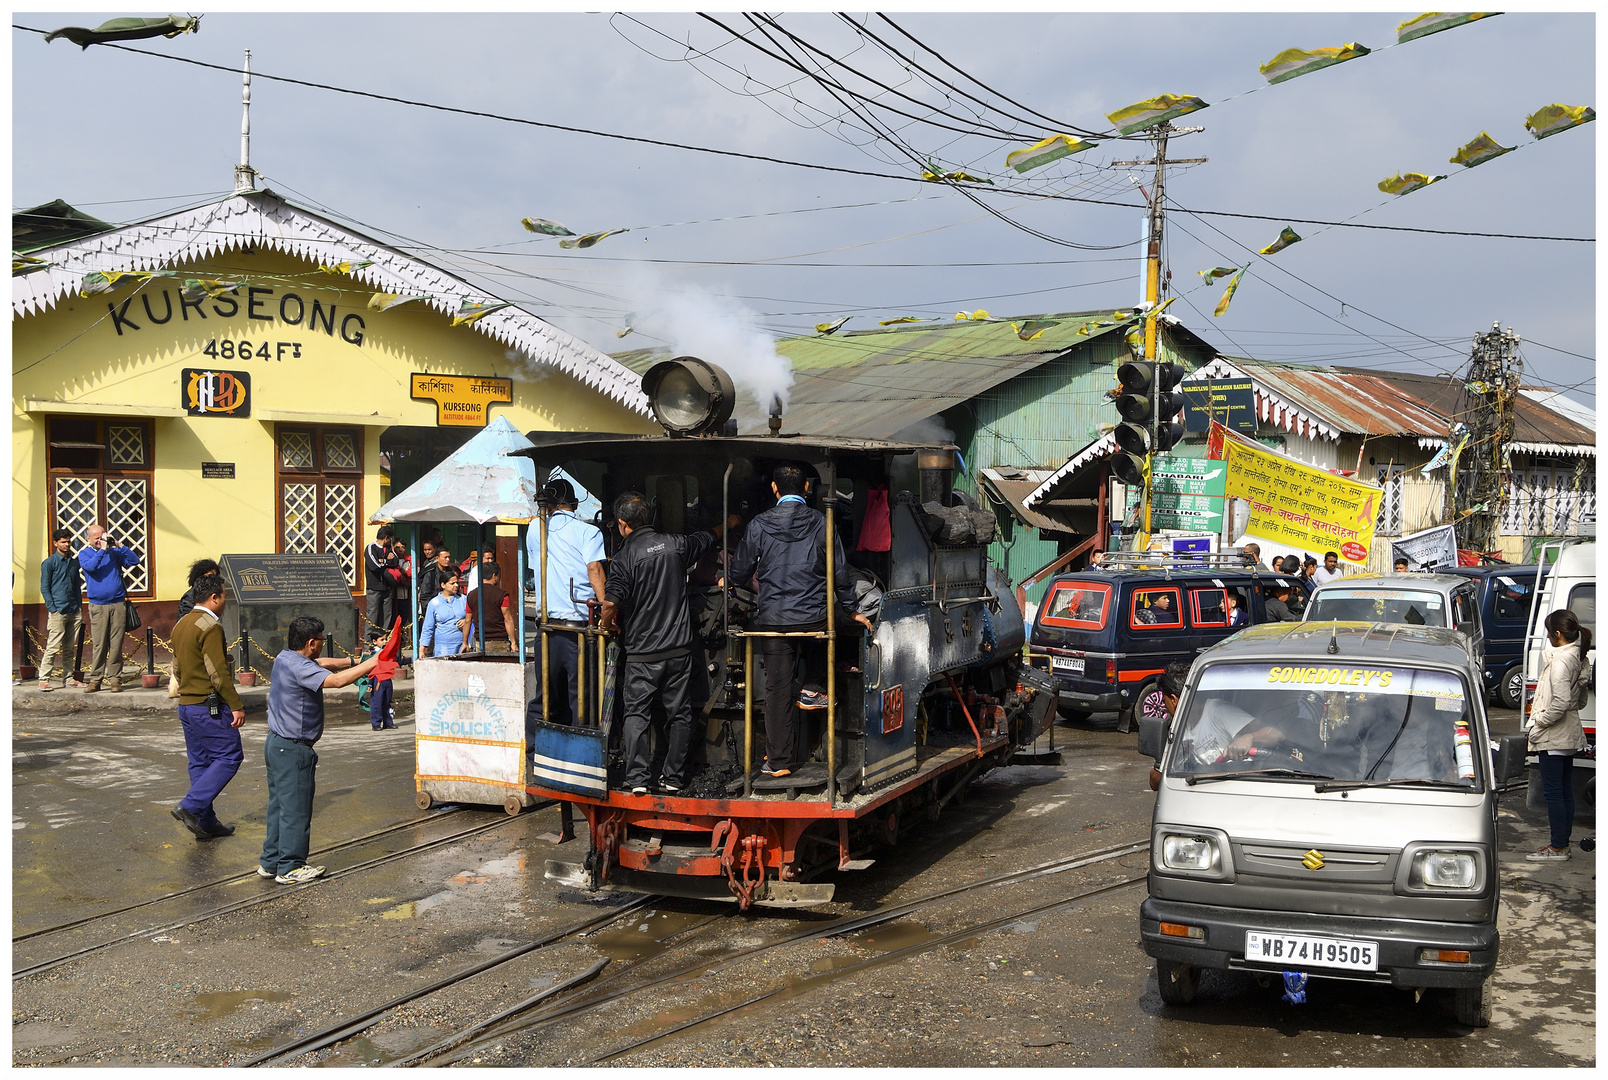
(917, 447), (955, 505)
(768, 395), (783, 437)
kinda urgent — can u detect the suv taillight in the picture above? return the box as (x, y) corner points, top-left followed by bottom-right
(1106, 659), (1117, 684)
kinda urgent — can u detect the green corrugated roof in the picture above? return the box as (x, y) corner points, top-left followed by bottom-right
(612, 310), (1141, 439)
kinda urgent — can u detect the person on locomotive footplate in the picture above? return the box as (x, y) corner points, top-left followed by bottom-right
(599, 492), (741, 795)
(721, 465), (874, 779)
(524, 478), (607, 755)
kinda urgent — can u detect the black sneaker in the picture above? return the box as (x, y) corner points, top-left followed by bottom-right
(171, 805), (213, 841)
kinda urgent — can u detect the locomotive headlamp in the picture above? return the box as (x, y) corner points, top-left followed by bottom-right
(642, 356), (736, 436)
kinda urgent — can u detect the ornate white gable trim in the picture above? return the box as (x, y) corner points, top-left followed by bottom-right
(13, 191), (650, 414)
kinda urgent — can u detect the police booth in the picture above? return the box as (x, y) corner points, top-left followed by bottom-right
(369, 416), (544, 816)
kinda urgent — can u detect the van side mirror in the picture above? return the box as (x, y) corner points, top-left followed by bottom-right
(1138, 714), (1168, 760)
(1493, 734), (1528, 784)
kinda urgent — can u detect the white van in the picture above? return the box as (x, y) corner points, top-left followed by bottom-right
(1522, 540), (1595, 819)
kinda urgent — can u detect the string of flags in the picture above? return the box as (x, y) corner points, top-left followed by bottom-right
(519, 217), (631, 249)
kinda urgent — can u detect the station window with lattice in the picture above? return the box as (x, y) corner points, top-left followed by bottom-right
(46, 417), (154, 596)
(276, 426), (364, 589)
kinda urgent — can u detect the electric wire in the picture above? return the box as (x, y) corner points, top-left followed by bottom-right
(11, 24), (1589, 244)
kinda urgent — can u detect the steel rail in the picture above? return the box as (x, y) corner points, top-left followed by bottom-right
(13, 815), (524, 980)
(418, 837), (1149, 1067)
(12, 807), (483, 944)
(589, 874), (1148, 1064)
(239, 898), (658, 1067)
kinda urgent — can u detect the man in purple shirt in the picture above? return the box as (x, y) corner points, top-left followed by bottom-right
(77, 524), (141, 692)
(258, 616), (379, 884)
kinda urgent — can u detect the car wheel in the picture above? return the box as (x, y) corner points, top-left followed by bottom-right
(1452, 977), (1492, 1027)
(1499, 665), (1524, 710)
(1155, 959), (1200, 1006)
(1136, 680), (1170, 722)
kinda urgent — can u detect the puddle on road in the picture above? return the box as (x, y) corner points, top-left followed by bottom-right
(586, 909), (713, 963)
(314, 1025), (446, 1068)
(477, 851), (525, 877)
(846, 919), (942, 954)
(182, 989), (294, 1019)
(379, 890), (456, 920)
(807, 954), (863, 975)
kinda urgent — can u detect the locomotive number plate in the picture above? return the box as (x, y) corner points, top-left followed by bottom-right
(881, 685), (905, 734)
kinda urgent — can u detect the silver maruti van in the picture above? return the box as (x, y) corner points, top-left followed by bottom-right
(1303, 573), (1484, 664)
(1137, 621), (1526, 1028)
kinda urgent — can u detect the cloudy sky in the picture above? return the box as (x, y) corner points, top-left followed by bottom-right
(13, 10), (1596, 405)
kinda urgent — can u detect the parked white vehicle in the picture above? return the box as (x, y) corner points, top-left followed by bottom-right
(1521, 540), (1595, 820)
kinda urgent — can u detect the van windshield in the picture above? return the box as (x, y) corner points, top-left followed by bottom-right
(1306, 588), (1448, 628)
(1167, 662), (1479, 787)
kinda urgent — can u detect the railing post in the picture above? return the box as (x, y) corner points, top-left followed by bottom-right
(743, 634), (754, 799)
(19, 616), (33, 675)
(146, 627), (157, 675)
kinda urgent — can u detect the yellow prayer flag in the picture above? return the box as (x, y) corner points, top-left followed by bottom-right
(558, 228), (629, 250)
(1259, 227), (1302, 255)
(1004, 134), (1093, 174)
(1106, 95), (1208, 135)
(1213, 267), (1248, 317)
(1378, 172), (1445, 195)
(1449, 131), (1513, 167)
(815, 317), (851, 335)
(1259, 43), (1369, 84)
(1525, 103), (1595, 140)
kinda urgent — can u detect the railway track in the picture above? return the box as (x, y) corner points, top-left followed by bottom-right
(13, 809), (533, 980)
(253, 836), (1148, 1068)
(13, 808), (475, 945)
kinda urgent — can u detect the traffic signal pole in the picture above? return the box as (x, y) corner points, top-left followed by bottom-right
(1112, 125), (1205, 551)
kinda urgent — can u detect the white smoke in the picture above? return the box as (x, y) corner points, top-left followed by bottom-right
(891, 415), (956, 445)
(617, 272), (794, 430)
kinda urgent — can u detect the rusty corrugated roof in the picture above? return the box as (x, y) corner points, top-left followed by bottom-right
(1206, 357), (1451, 437)
(1335, 367), (1595, 450)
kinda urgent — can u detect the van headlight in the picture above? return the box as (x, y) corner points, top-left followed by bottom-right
(1411, 851), (1477, 889)
(1153, 826), (1233, 881)
(1398, 844), (1486, 894)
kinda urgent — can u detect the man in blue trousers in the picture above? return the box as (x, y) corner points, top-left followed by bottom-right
(169, 575), (245, 840)
(259, 616), (378, 884)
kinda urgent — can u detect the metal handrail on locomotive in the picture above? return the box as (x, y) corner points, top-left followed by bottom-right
(514, 356), (1057, 909)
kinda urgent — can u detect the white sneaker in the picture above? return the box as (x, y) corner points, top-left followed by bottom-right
(255, 865), (275, 879)
(1526, 845), (1570, 861)
(275, 864), (327, 884)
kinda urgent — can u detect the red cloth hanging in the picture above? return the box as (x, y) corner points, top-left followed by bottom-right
(857, 484), (892, 552)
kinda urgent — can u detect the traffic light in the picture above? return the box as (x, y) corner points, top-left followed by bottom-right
(1154, 361), (1185, 453)
(1111, 360), (1154, 486)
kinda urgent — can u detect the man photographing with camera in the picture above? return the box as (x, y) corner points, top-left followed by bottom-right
(77, 523), (141, 692)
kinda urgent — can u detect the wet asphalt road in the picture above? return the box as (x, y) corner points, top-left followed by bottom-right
(10, 693), (1595, 1067)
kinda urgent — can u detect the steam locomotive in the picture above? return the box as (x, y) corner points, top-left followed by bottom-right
(517, 357), (1057, 909)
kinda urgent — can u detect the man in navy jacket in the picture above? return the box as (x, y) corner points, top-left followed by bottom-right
(727, 466), (873, 778)
(39, 527), (84, 690)
(78, 524), (141, 692)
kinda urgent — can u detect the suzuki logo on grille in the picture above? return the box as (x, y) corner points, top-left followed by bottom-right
(1301, 849), (1326, 871)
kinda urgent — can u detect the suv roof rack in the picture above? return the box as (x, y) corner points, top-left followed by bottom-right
(1093, 549), (1271, 580)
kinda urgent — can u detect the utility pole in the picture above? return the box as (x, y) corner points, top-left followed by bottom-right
(1444, 322), (1523, 556)
(1112, 124), (1206, 547)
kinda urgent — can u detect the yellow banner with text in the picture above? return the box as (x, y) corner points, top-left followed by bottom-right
(1214, 422), (1381, 565)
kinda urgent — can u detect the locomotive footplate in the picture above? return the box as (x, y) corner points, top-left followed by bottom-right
(544, 859), (836, 908)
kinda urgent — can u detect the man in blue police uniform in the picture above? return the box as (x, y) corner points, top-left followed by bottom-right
(258, 616), (379, 884)
(524, 479), (606, 750)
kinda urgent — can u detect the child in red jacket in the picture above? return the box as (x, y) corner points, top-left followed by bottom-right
(369, 617), (403, 730)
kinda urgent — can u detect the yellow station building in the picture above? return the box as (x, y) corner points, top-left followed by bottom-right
(12, 186), (653, 653)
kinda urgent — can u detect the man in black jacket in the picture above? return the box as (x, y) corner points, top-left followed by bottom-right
(725, 466), (874, 778)
(363, 525), (399, 642)
(600, 493), (737, 795)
